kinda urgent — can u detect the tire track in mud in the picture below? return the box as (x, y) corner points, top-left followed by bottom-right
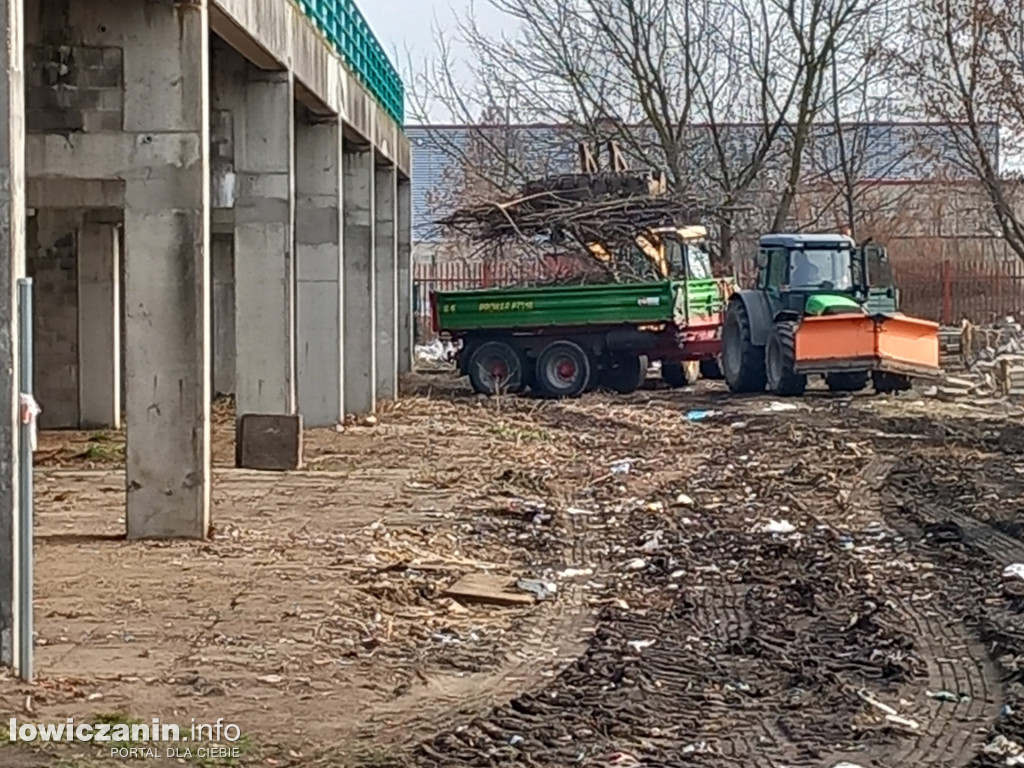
(842, 453), (1001, 768)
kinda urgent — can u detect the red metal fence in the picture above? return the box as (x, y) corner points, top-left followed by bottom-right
(413, 257), (1024, 336)
(894, 258), (1024, 324)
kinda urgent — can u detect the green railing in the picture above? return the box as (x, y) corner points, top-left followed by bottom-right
(295, 0), (405, 124)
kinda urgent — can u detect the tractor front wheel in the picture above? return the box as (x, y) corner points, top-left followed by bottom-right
(662, 360), (700, 388)
(467, 341), (525, 396)
(722, 299), (767, 393)
(826, 371), (870, 392)
(872, 371), (912, 394)
(765, 321), (807, 396)
(535, 340), (592, 398)
(601, 355), (647, 394)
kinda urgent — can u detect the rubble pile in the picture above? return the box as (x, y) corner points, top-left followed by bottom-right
(932, 317), (1024, 398)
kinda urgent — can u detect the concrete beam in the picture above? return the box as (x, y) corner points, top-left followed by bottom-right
(77, 222), (120, 429)
(0, 0), (27, 668)
(208, 0), (410, 175)
(374, 164), (397, 401)
(122, 0), (211, 539)
(296, 115), (344, 427)
(342, 147), (375, 416)
(233, 67), (296, 418)
(396, 178), (412, 375)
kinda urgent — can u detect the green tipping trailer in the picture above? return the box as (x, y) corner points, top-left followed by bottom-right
(429, 274), (735, 398)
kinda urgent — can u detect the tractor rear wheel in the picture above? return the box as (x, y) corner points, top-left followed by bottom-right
(467, 341), (525, 395)
(601, 355), (647, 394)
(700, 356), (723, 380)
(872, 371), (912, 394)
(765, 321), (807, 396)
(722, 300), (767, 393)
(662, 360), (699, 388)
(535, 340), (592, 398)
(826, 371), (870, 392)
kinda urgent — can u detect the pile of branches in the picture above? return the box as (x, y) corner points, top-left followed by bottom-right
(438, 171), (704, 251)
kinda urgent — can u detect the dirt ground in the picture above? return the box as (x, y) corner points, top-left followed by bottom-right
(2, 368), (1024, 767)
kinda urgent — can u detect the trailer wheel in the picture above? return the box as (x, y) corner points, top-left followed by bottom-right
(872, 371), (912, 394)
(535, 340), (592, 398)
(662, 360), (699, 388)
(826, 371), (869, 392)
(466, 341), (525, 396)
(765, 321), (807, 396)
(722, 299), (767, 393)
(600, 354), (647, 394)
(699, 356), (723, 380)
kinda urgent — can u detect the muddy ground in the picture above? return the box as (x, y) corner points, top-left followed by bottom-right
(1, 369), (1023, 767)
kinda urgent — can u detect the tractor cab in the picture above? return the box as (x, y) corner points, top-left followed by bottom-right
(634, 225), (712, 280)
(755, 234), (897, 317)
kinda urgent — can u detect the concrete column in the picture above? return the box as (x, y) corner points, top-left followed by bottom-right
(0, 0), (26, 668)
(233, 68), (296, 418)
(374, 164), (397, 401)
(77, 222), (120, 429)
(342, 147), (375, 415)
(296, 116), (343, 427)
(396, 178), (412, 375)
(211, 234), (235, 396)
(122, 0), (211, 539)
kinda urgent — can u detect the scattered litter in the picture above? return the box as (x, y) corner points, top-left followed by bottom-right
(754, 519), (796, 534)
(763, 401), (799, 412)
(415, 338), (457, 363)
(565, 506), (596, 516)
(685, 409), (719, 421)
(515, 578), (557, 601)
(627, 639), (656, 653)
(557, 567), (594, 579)
(624, 557), (648, 570)
(926, 689), (963, 702)
(610, 460), (633, 475)
(508, 735), (524, 746)
(673, 493), (695, 507)
(1003, 563), (1024, 581)
(257, 675), (283, 685)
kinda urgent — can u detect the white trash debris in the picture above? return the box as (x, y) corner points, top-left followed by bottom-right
(754, 519), (796, 534)
(763, 401), (799, 412)
(415, 339), (457, 363)
(1003, 563), (1024, 581)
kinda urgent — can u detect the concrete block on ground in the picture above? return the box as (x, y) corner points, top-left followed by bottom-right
(235, 413), (303, 470)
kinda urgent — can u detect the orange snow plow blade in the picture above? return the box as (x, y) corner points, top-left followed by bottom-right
(794, 313), (941, 378)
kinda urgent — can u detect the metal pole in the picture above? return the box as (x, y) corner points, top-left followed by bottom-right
(17, 277), (33, 682)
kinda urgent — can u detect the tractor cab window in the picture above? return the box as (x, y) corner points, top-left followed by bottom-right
(765, 248), (788, 288)
(685, 243), (712, 279)
(788, 247), (852, 290)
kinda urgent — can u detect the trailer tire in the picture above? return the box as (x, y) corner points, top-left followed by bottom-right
(600, 354), (647, 394)
(765, 321), (807, 396)
(535, 340), (592, 398)
(872, 371), (912, 394)
(662, 360), (699, 388)
(826, 371), (869, 392)
(466, 341), (525, 396)
(722, 299), (767, 393)
(699, 356), (723, 380)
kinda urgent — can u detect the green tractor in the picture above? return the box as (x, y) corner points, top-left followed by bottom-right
(721, 233), (941, 396)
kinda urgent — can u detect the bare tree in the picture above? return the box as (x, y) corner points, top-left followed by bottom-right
(888, 0), (1024, 261)
(408, 0), (900, 263)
